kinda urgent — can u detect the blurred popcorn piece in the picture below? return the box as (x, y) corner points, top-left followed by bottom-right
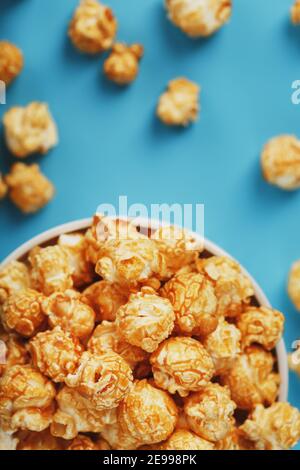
(0, 261), (30, 305)
(17, 429), (66, 450)
(0, 41), (23, 86)
(291, 0), (300, 24)
(160, 429), (214, 450)
(0, 429), (19, 450)
(288, 260), (300, 310)
(104, 43), (144, 85)
(67, 434), (99, 451)
(289, 344), (300, 377)
(0, 173), (8, 200)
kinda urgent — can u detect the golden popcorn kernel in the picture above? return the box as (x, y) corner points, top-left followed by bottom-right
(160, 272), (218, 336)
(0, 41), (23, 85)
(82, 280), (128, 322)
(0, 261), (30, 305)
(0, 332), (29, 376)
(237, 306), (284, 351)
(289, 345), (300, 377)
(0, 173), (8, 200)
(165, 0), (232, 37)
(17, 429), (66, 450)
(291, 0), (300, 24)
(150, 337), (214, 396)
(67, 434), (98, 451)
(115, 287), (175, 353)
(288, 260), (300, 310)
(184, 383), (236, 442)
(29, 326), (83, 383)
(6, 163), (55, 214)
(239, 403), (300, 450)
(160, 430), (214, 450)
(58, 233), (95, 288)
(157, 78), (200, 127)
(69, 0), (117, 54)
(220, 346), (280, 410)
(104, 43), (144, 85)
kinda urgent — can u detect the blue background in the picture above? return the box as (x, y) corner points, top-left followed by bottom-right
(0, 0), (300, 447)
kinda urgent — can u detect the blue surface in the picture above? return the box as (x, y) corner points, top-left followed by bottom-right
(1, 0), (300, 447)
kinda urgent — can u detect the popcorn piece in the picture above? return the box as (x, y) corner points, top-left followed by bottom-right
(1, 289), (46, 337)
(239, 403), (300, 450)
(104, 43), (144, 85)
(196, 256), (254, 317)
(165, 0), (232, 37)
(237, 306), (284, 351)
(0, 173), (7, 200)
(289, 344), (300, 377)
(17, 429), (66, 450)
(0, 332), (29, 376)
(69, 0), (117, 54)
(202, 318), (241, 374)
(160, 430), (214, 450)
(291, 1), (300, 25)
(29, 245), (74, 295)
(150, 337), (214, 396)
(97, 437), (111, 450)
(29, 327), (83, 383)
(58, 233), (94, 287)
(0, 261), (30, 305)
(160, 272), (218, 336)
(82, 280), (127, 322)
(288, 260), (300, 310)
(0, 429), (19, 450)
(42, 290), (95, 339)
(67, 435), (98, 451)
(65, 351), (133, 410)
(88, 321), (148, 369)
(221, 346), (280, 410)
(0, 365), (55, 433)
(157, 78), (200, 127)
(6, 163), (55, 214)
(3, 102), (58, 158)
(115, 287), (175, 353)
(51, 386), (117, 440)
(184, 383), (236, 442)
(0, 41), (23, 85)
(216, 427), (253, 450)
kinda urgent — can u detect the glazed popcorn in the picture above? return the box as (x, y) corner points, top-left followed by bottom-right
(0, 173), (7, 200)
(0, 365), (55, 433)
(289, 345), (300, 377)
(17, 430), (66, 450)
(240, 403), (300, 450)
(104, 43), (144, 85)
(288, 260), (300, 310)
(203, 318), (241, 374)
(3, 103), (58, 158)
(291, 0), (300, 24)
(42, 290), (95, 339)
(160, 430), (214, 450)
(160, 272), (218, 336)
(237, 306), (284, 351)
(150, 337), (214, 396)
(216, 428), (253, 451)
(58, 233), (94, 288)
(221, 346), (280, 410)
(0, 429), (19, 450)
(6, 163), (55, 214)
(0, 41), (23, 86)
(69, 0), (117, 54)
(115, 287), (175, 353)
(29, 327), (83, 383)
(82, 280), (127, 322)
(165, 0), (232, 37)
(157, 78), (200, 127)
(1, 288), (45, 338)
(67, 434), (98, 451)
(196, 256), (254, 317)
(29, 245), (74, 295)
(0, 261), (30, 305)
(0, 332), (28, 376)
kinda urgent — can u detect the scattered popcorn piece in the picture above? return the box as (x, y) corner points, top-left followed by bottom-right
(82, 280), (127, 322)
(58, 233), (94, 287)
(17, 429), (66, 450)
(115, 287), (175, 353)
(237, 306), (284, 351)
(239, 403), (300, 450)
(288, 260), (300, 310)
(165, 0), (232, 37)
(0, 261), (30, 306)
(221, 346), (280, 410)
(29, 327), (83, 383)
(150, 337), (214, 396)
(104, 43), (144, 85)
(67, 434), (98, 451)
(289, 344), (300, 377)
(196, 256), (254, 317)
(1, 289), (45, 338)
(69, 0), (117, 54)
(0, 173), (7, 200)
(6, 163), (55, 214)
(203, 318), (241, 374)
(160, 272), (218, 336)
(29, 245), (73, 295)
(0, 41), (23, 86)
(0, 332), (29, 376)
(3, 103), (58, 158)
(291, 0), (300, 25)
(42, 290), (95, 339)
(160, 430), (214, 450)
(157, 78), (200, 127)
(184, 383), (236, 442)
(0, 429), (19, 450)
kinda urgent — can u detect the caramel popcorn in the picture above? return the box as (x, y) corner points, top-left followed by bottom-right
(165, 0), (232, 37)
(29, 245), (74, 295)
(67, 434), (98, 451)
(288, 260), (300, 310)
(115, 287), (175, 353)
(150, 337), (214, 396)
(0, 429), (19, 450)
(17, 429), (66, 450)
(104, 43), (144, 85)
(0, 173), (7, 200)
(29, 327), (83, 383)
(237, 306), (284, 351)
(0, 41), (23, 86)
(0, 332), (29, 376)
(289, 345), (300, 377)
(58, 233), (94, 287)
(3, 102), (58, 158)
(221, 346), (280, 410)
(69, 0), (117, 54)
(240, 403), (300, 450)
(0, 261), (30, 305)
(184, 383), (236, 442)
(161, 430), (214, 450)
(291, 1), (300, 25)
(203, 318), (241, 374)
(160, 272), (218, 336)
(82, 280), (127, 322)
(196, 256), (254, 317)
(6, 163), (55, 214)
(0, 365), (55, 433)
(216, 427), (253, 450)
(42, 290), (95, 340)
(157, 78), (200, 127)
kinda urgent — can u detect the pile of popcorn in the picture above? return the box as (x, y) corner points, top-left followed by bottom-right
(0, 214), (299, 451)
